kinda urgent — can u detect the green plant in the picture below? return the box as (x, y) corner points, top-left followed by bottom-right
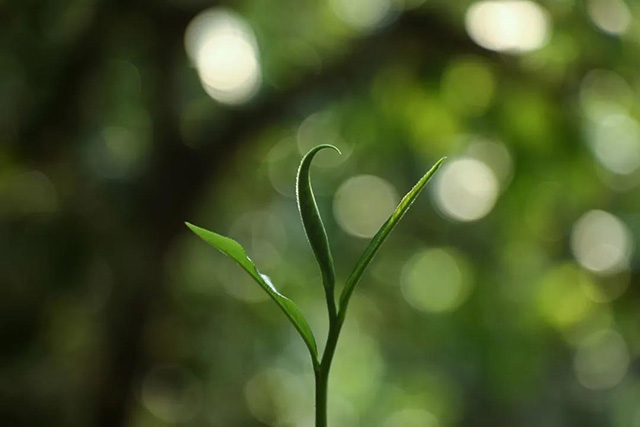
(186, 145), (445, 426)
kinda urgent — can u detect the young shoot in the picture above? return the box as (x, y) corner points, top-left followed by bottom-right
(186, 145), (445, 426)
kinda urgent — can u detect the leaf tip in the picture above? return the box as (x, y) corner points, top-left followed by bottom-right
(428, 157), (447, 175)
(185, 222), (204, 237)
(315, 143), (341, 156)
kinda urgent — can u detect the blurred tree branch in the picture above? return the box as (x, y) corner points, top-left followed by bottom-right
(14, 0), (111, 163)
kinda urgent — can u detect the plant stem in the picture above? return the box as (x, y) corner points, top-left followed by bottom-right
(315, 303), (344, 427)
(314, 366), (328, 427)
(324, 286), (337, 328)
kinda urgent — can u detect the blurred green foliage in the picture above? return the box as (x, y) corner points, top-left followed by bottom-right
(1, 0), (639, 426)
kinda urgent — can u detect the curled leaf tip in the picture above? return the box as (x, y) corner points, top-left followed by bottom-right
(310, 144), (341, 156)
(297, 144), (339, 300)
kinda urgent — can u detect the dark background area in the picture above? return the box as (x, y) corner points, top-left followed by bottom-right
(1, 0), (639, 425)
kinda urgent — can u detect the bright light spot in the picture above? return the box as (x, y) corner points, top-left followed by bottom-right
(401, 248), (472, 313)
(586, 112), (640, 176)
(245, 368), (310, 425)
(579, 70), (633, 119)
(536, 264), (595, 328)
(141, 365), (201, 423)
(297, 112), (351, 167)
(574, 329), (629, 390)
(433, 157), (499, 222)
(441, 58), (495, 117)
(330, 0), (394, 31)
(334, 175), (398, 238)
(571, 210), (633, 275)
(197, 35), (259, 103)
(185, 9), (261, 104)
(587, 0), (631, 35)
(465, 1), (550, 53)
(465, 139), (514, 188)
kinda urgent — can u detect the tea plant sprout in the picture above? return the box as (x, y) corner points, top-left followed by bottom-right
(186, 145), (445, 426)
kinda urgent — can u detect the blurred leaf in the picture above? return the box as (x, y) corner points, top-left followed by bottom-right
(296, 144), (340, 295)
(339, 157), (446, 317)
(185, 222), (318, 363)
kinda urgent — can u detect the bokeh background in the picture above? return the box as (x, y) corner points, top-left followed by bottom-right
(2, 0), (640, 425)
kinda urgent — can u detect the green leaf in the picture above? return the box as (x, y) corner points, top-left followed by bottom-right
(296, 145), (341, 297)
(338, 157), (446, 319)
(185, 222), (319, 363)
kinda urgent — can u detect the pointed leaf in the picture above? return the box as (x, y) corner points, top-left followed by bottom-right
(338, 157), (446, 318)
(185, 222), (318, 362)
(296, 144), (341, 294)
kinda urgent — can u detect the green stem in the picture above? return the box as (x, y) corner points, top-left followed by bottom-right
(315, 303), (344, 427)
(314, 366), (328, 427)
(323, 287), (337, 327)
